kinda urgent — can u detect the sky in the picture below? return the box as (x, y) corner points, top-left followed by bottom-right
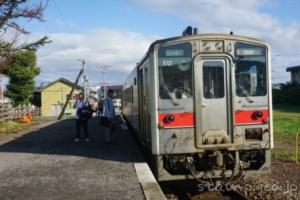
(10, 0), (300, 86)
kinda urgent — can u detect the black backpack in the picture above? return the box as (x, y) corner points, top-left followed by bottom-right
(77, 103), (93, 120)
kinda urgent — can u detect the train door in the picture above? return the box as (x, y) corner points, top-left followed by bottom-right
(194, 57), (232, 147)
(138, 65), (150, 145)
(144, 67), (151, 145)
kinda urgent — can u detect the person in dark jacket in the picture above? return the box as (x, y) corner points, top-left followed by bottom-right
(97, 100), (103, 117)
(73, 92), (90, 142)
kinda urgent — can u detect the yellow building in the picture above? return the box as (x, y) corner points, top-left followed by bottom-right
(35, 78), (83, 116)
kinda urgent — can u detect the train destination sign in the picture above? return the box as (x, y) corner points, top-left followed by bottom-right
(165, 49), (185, 57)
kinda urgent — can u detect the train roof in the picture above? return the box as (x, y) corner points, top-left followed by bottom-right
(149, 33), (267, 50)
(286, 65), (300, 72)
(136, 33), (268, 66)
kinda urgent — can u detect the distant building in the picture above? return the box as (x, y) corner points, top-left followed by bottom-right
(33, 78), (83, 116)
(98, 85), (122, 99)
(272, 83), (282, 90)
(286, 66), (300, 84)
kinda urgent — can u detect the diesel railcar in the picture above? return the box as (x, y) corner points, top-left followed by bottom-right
(122, 27), (273, 183)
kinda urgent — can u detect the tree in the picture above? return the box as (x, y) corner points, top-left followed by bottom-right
(0, 0), (50, 72)
(272, 82), (300, 105)
(4, 50), (40, 106)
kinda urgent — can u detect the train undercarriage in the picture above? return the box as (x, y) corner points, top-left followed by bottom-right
(155, 149), (270, 185)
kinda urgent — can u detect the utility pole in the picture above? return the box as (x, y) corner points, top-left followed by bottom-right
(84, 74), (89, 101)
(57, 68), (84, 120)
(78, 59), (87, 101)
(98, 65), (111, 98)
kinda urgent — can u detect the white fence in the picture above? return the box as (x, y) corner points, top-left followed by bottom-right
(0, 106), (40, 121)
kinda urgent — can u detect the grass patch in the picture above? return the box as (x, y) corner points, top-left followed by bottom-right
(273, 105), (300, 137)
(273, 105), (300, 162)
(0, 117), (55, 136)
(272, 150), (298, 162)
(0, 121), (25, 135)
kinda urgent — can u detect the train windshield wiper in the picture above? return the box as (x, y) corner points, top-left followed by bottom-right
(238, 84), (254, 103)
(162, 84), (179, 106)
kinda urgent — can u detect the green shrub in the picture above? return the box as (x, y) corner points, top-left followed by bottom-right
(0, 121), (24, 134)
(273, 83), (300, 105)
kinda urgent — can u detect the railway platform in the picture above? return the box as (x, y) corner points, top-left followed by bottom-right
(0, 117), (165, 200)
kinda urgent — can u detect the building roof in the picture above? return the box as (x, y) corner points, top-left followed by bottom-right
(36, 78), (83, 92)
(286, 65), (300, 72)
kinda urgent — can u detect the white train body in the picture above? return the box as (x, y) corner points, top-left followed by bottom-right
(122, 31), (273, 182)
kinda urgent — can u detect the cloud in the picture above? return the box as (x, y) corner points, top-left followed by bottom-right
(29, 28), (159, 86)
(131, 0), (300, 83)
(24, 0), (300, 85)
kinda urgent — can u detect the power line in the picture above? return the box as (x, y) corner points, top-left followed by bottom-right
(52, 0), (65, 20)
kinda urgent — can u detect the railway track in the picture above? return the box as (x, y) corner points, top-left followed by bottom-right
(187, 190), (249, 200)
(160, 180), (249, 200)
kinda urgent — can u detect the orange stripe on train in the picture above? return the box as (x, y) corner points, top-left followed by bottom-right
(158, 113), (195, 128)
(158, 109), (269, 128)
(235, 109), (269, 124)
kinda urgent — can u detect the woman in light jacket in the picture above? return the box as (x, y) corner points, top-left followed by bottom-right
(103, 89), (116, 143)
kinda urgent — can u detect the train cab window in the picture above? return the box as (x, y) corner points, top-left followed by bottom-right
(203, 61), (225, 99)
(235, 42), (267, 97)
(158, 43), (193, 99)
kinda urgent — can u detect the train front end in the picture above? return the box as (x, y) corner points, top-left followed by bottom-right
(153, 32), (272, 183)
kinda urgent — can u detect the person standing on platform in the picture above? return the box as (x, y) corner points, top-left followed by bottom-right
(73, 92), (90, 142)
(103, 89), (116, 143)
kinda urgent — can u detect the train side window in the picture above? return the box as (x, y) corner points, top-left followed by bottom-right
(158, 43), (193, 100)
(203, 61), (225, 99)
(132, 87), (134, 102)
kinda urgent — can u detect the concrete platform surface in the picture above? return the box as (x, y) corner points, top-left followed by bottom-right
(135, 163), (167, 200)
(0, 117), (145, 200)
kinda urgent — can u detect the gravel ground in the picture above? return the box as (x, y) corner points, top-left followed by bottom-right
(233, 159), (300, 200)
(163, 158), (300, 200)
(0, 117), (145, 200)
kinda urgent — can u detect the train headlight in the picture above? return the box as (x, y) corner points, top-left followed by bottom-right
(215, 42), (223, 50)
(203, 42), (211, 50)
(253, 111), (263, 119)
(165, 114), (176, 123)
